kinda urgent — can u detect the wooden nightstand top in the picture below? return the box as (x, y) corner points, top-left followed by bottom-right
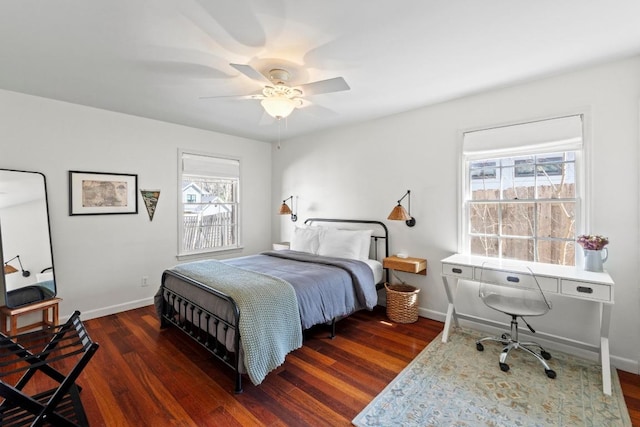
(383, 256), (427, 275)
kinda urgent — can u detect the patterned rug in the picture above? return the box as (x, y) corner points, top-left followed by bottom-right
(353, 328), (631, 426)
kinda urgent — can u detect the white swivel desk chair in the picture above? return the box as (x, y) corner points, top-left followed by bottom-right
(475, 262), (556, 379)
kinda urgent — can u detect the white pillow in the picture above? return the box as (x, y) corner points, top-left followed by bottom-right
(355, 229), (374, 260)
(290, 226), (323, 254)
(318, 228), (364, 260)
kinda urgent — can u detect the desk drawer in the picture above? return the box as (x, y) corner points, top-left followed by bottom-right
(475, 268), (558, 293)
(561, 280), (611, 302)
(442, 263), (473, 279)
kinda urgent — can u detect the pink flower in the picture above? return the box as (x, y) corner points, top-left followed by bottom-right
(577, 235), (609, 251)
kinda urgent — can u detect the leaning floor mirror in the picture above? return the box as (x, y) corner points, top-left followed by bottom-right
(0, 169), (56, 308)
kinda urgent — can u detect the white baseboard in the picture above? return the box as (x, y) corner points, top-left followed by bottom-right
(418, 307), (639, 375)
(60, 297), (155, 323)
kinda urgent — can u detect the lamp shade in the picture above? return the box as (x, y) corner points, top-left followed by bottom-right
(387, 204), (411, 221)
(261, 96), (296, 119)
(3, 264), (18, 274)
(279, 202), (292, 215)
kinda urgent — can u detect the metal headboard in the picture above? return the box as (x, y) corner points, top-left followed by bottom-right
(304, 218), (389, 285)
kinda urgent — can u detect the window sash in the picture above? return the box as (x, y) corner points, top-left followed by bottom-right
(466, 158), (578, 265)
(178, 150), (241, 256)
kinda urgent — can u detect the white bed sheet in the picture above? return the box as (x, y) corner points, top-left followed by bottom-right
(363, 259), (383, 284)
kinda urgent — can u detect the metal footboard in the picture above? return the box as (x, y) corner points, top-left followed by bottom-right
(159, 271), (243, 393)
(159, 218), (389, 394)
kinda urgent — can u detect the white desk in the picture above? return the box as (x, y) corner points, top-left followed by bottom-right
(440, 253), (615, 395)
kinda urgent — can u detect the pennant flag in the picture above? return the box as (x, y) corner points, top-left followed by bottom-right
(140, 190), (160, 221)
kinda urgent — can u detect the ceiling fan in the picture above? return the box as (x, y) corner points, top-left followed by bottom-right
(203, 63), (350, 120)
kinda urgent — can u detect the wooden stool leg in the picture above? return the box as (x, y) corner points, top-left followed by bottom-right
(52, 303), (59, 326)
(10, 315), (17, 336)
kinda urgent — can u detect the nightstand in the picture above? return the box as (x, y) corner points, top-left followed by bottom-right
(383, 256), (427, 275)
(382, 256), (426, 324)
(272, 242), (290, 251)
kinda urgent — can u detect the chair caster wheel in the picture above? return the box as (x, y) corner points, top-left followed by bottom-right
(541, 351), (551, 360)
(476, 343), (484, 351)
(545, 369), (557, 379)
(499, 363), (510, 372)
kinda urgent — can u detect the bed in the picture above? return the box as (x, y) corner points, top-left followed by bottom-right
(155, 218), (389, 393)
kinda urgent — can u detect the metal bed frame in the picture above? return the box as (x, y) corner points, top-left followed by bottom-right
(158, 218), (389, 393)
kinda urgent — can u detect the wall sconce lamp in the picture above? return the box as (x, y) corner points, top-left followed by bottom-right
(387, 190), (416, 227)
(279, 195), (298, 222)
(3, 255), (31, 277)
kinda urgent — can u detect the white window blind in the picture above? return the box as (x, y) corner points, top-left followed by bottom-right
(463, 115), (583, 159)
(181, 153), (240, 179)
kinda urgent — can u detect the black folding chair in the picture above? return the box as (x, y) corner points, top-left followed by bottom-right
(0, 310), (99, 426)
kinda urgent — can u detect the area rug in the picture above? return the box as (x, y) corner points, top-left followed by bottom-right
(353, 328), (631, 426)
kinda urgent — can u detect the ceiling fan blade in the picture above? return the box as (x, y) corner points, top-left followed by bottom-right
(300, 102), (339, 117)
(199, 91), (262, 100)
(230, 63), (270, 83)
(199, 95), (245, 100)
(195, 0), (267, 48)
(298, 77), (350, 96)
(139, 61), (231, 79)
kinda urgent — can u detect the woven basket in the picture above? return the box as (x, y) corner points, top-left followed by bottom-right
(385, 282), (420, 323)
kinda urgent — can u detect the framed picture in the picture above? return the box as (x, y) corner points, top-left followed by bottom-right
(69, 171), (138, 215)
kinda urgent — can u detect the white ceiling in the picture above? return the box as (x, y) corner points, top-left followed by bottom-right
(2, 1), (640, 143)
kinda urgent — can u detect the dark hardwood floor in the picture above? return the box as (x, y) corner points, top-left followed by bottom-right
(10, 305), (639, 426)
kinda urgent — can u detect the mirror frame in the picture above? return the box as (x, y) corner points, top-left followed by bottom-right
(0, 168), (56, 308)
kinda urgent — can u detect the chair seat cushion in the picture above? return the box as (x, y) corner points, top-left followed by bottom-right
(482, 293), (549, 317)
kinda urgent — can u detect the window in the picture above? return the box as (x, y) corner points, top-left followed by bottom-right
(514, 156), (563, 177)
(462, 115), (584, 266)
(178, 151), (240, 255)
(470, 161), (497, 180)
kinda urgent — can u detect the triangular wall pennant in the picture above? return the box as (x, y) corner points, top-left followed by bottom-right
(140, 190), (160, 221)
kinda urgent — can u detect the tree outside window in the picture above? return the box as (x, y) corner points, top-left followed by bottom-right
(467, 152), (577, 265)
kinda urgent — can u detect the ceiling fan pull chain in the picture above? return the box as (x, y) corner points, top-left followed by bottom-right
(277, 118), (282, 150)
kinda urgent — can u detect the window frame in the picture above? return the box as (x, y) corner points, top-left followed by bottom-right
(177, 149), (242, 258)
(459, 114), (589, 266)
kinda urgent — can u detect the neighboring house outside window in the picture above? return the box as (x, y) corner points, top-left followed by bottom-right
(178, 150), (240, 256)
(462, 115), (584, 266)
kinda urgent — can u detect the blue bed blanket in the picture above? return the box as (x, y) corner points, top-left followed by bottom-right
(225, 250), (377, 329)
(157, 250), (377, 385)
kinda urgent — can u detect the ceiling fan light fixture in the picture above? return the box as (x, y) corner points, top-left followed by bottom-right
(261, 96), (297, 119)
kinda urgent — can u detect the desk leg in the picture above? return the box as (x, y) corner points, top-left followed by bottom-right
(600, 303), (613, 396)
(441, 276), (460, 343)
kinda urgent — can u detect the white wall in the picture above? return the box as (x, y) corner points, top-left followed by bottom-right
(0, 89), (272, 320)
(273, 56), (640, 373)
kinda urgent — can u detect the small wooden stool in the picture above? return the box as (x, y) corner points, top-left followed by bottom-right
(0, 297), (61, 336)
